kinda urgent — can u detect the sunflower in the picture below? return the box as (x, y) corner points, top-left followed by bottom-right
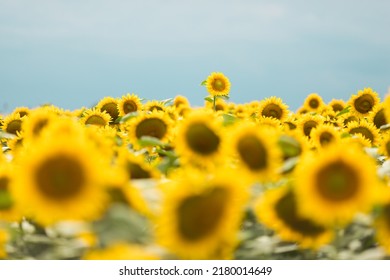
(174, 109), (224, 165)
(346, 120), (380, 146)
(303, 93), (325, 112)
(144, 100), (167, 112)
(118, 94), (143, 116)
(11, 134), (109, 225)
(256, 116), (283, 130)
(296, 114), (324, 139)
(294, 143), (381, 225)
(348, 87), (380, 117)
(0, 113), (25, 135)
(229, 122), (282, 181)
(156, 168), (248, 259)
(205, 72), (231, 97)
(83, 243), (160, 260)
(373, 198), (390, 255)
(0, 227), (8, 259)
(328, 99), (346, 113)
(258, 97), (289, 122)
(12, 107), (30, 118)
(369, 104), (387, 129)
(283, 116), (298, 131)
(255, 186), (334, 249)
(80, 108), (111, 127)
(21, 108), (57, 141)
(296, 106), (309, 115)
(173, 95), (190, 108)
(310, 124), (340, 149)
(127, 111), (172, 148)
(96, 97), (120, 124)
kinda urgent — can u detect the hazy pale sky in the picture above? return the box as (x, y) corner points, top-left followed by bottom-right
(1, 0), (389, 113)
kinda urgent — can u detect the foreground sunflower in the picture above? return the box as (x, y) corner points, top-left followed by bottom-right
(11, 134), (109, 225)
(294, 143), (381, 225)
(255, 186), (334, 249)
(205, 72), (231, 97)
(157, 168), (248, 259)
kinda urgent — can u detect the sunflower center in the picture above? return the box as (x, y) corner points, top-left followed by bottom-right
(332, 104), (344, 112)
(135, 118), (167, 139)
(148, 106), (164, 112)
(0, 177), (13, 210)
(275, 190), (326, 236)
(316, 161), (358, 202)
(212, 79), (226, 92)
(85, 115), (108, 127)
(33, 119), (49, 136)
(237, 135), (267, 171)
(6, 119), (22, 135)
(101, 103), (119, 123)
(285, 122), (297, 130)
(355, 94), (374, 113)
(262, 104), (283, 120)
(343, 116), (358, 126)
(185, 123), (220, 155)
(126, 162), (151, 179)
(349, 127), (374, 143)
(373, 109), (386, 129)
(303, 120), (318, 137)
(319, 132), (334, 146)
(123, 100), (138, 114)
(35, 155), (86, 201)
(309, 99), (320, 109)
(177, 187), (228, 241)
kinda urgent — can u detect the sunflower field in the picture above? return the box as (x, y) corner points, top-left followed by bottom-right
(1, 72), (390, 260)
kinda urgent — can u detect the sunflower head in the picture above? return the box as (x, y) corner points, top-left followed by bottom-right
(369, 104), (387, 129)
(144, 100), (167, 113)
(80, 108), (112, 127)
(303, 93), (325, 112)
(1, 113), (25, 135)
(348, 87), (380, 117)
(310, 124), (340, 149)
(328, 99), (346, 113)
(297, 114), (324, 139)
(346, 120), (380, 146)
(118, 93), (143, 116)
(21, 108), (57, 140)
(258, 97), (289, 121)
(97, 97), (120, 124)
(173, 95), (190, 108)
(205, 72), (231, 97)
(12, 107), (30, 118)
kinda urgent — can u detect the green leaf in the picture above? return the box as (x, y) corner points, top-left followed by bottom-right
(138, 136), (168, 147)
(200, 80), (207, 86)
(217, 95), (230, 101)
(279, 157), (299, 174)
(278, 135), (302, 159)
(222, 113), (237, 126)
(161, 98), (174, 106)
(115, 112), (139, 123)
(204, 96), (213, 102)
(336, 105), (351, 117)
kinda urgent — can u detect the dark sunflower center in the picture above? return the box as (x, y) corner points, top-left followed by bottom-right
(101, 103), (119, 123)
(373, 109), (386, 129)
(303, 120), (318, 137)
(316, 161), (359, 202)
(33, 119), (49, 136)
(262, 104), (283, 120)
(123, 100), (138, 114)
(319, 132), (334, 146)
(275, 190), (326, 236)
(354, 94), (374, 113)
(237, 135), (267, 171)
(0, 177), (13, 210)
(135, 118), (167, 139)
(177, 187), (228, 241)
(148, 106), (164, 112)
(126, 162), (151, 179)
(332, 104), (344, 112)
(35, 155), (86, 201)
(343, 116), (358, 126)
(215, 104), (225, 111)
(285, 122), (297, 130)
(349, 127), (374, 143)
(6, 119), (22, 135)
(185, 123), (220, 155)
(212, 79), (226, 92)
(309, 99), (320, 109)
(18, 111), (29, 117)
(85, 115), (108, 126)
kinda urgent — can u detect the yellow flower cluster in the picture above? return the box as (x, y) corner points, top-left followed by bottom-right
(1, 78), (390, 260)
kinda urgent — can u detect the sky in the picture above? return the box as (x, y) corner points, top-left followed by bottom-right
(1, 0), (389, 113)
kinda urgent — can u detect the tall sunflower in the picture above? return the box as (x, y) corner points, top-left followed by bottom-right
(258, 97), (289, 122)
(156, 168), (248, 259)
(255, 186), (334, 249)
(11, 133), (109, 225)
(348, 87), (380, 117)
(294, 143), (381, 225)
(205, 72), (231, 97)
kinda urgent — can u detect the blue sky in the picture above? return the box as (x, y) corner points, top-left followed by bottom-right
(1, 0), (389, 113)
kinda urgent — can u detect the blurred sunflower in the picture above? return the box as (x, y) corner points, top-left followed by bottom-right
(346, 120), (380, 146)
(328, 99), (346, 113)
(348, 87), (380, 117)
(118, 93), (143, 116)
(175, 110), (224, 165)
(96, 97), (120, 124)
(255, 186), (334, 249)
(296, 114), (324, 139)
(21, 108), (57, 140)
(0, 227), (8, 259)
(258, 97), (289, 122)
(11, 135), (109, 225)
(156, 168), (247, 259)
(80, 108), (111, 127)
(0, 161), (22, 222)
(12, 107), (30, 118)
(144, 100), (167, 112)
(294, 143), (381, 225)
(173, 95), (190, 108)
(1, 113), (25, 135)
(84, 243), (160, 260)
(303, 93), (325, 112)
(340, 112), (359, 127)
(205, 72), (231, 97)
(369, 104), (387, 129)
(117, 149), (160, 180)
(373, 198), (390, 255)
(310, 124), (340, 149)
